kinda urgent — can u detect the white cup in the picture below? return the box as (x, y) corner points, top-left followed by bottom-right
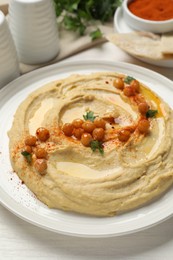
(8, 0), (60, 65)
(0, 11), (20, 88)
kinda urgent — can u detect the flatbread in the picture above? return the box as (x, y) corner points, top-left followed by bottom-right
(107, 32), (173, 60)
(107, 32), (164, 60)
(161, 33), (173, 54)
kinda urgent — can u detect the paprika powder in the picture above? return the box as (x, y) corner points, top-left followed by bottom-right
(128, 0), (173, 21)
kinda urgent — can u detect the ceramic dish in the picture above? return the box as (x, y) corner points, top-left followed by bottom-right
(0, 60), (173, 237)
(114, 7), (173, 68)
(123, 0), (173, 33)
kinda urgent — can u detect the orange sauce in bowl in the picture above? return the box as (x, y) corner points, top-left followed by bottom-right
(128, 0), (173, 21)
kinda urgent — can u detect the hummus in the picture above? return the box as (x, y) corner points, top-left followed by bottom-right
(8, 72), (173, 216)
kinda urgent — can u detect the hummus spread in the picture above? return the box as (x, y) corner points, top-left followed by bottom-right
(8, 72), (173, 216)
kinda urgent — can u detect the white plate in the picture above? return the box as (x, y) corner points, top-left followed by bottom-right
(0, 60), (173, 238)
(114, 7), (173, 68)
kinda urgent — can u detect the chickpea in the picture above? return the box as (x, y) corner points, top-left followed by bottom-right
(82, 121), (96, 133)
(34, 159), (47, 174)
(25, 135), (37, 146)
(130, 80), (140, 93)
(36, 127), (50, 142)
(73, 128), (84, 139)
(94, 117), (106, 129)
(81, 133), (92, 147)
(35, 147), (47, 159)
(113, 78), (124, 90)
(92, 128), (105, 141)
(23, 145), (32, 154)
(123, 86), (135, 97)
(138, 119), (150, 134)
(138, 102), (149, 114)
(62, 123), (74, 136)
(135, 94), (145, 104)
(103, 116), (115, 124)
(118, 129), (131, 142)
(72, 118), (84, 128)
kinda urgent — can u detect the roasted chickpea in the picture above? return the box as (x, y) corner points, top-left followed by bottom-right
(92, 128), (105, 141)
(81, 133), (92, 147)
(62, 123), (74, 136)
(118, 129), (131, 142)
(103, 116), (115, 124)
(25, 135), (37, 146)
(82, 121), (96, 133)
(138, 119), (150, 134)
(35, 147), (47, 159)
(94, 117), (106, 129)
(23, 145), (32, 154)
(73, 128), (84, 139)
(138, 102), (149, 114)
(113, 78), (124, 90)
(34, 159), (47, 174)
(123, 86), (135, 97)
(72, 118), (84, 128)
(135, 94), (145, 104)
(36, 127), (50, 142)
(130, 80), (140, 93)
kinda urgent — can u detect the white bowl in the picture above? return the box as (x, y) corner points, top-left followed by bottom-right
(123, 0), (173, 33)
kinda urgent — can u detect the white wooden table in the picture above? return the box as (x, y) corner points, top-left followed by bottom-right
(0, 0), (173, 257)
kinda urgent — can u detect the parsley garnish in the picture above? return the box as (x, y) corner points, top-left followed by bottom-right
(54, 0), (123, 38)
(146, 109), (158, 118)
(124, 76), (135, 84)
(90, 140), (104, 155)
(63, 15), (86, 35)
(90, 28), (103, 41)
(83, 111), (96, 122)
(21, 151), (32, 164)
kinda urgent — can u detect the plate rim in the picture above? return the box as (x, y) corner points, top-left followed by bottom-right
(1, 59), (173, 238)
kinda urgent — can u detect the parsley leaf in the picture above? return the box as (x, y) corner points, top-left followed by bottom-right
(21, 151), (32, 164)
(90, 140), (104, 155)
(90, 28), (103, 41)
(124, 76), (135, 84)
(63, 15), (86, 35)
(146, 109), (158, 118)
(83, 111), (96, 122)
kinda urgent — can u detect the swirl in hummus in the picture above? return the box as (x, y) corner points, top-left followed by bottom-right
(8, 72), (173, 216)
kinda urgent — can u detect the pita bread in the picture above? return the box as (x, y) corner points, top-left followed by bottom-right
(161, 33), (173, 54)
(107, 32), (168, 60)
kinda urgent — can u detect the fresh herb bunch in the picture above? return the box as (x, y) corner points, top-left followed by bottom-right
(53, 0), (122, 39)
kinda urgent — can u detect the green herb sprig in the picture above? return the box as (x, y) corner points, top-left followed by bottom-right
(54, 0), (123, 38)
(124, 76), (135, 84)
(146, 109), (158, 118)
(83, 111), (96, 122)
(21, 151), (32, 164)
(89, 28), (103, 41)
(90, 140), (104, 155)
